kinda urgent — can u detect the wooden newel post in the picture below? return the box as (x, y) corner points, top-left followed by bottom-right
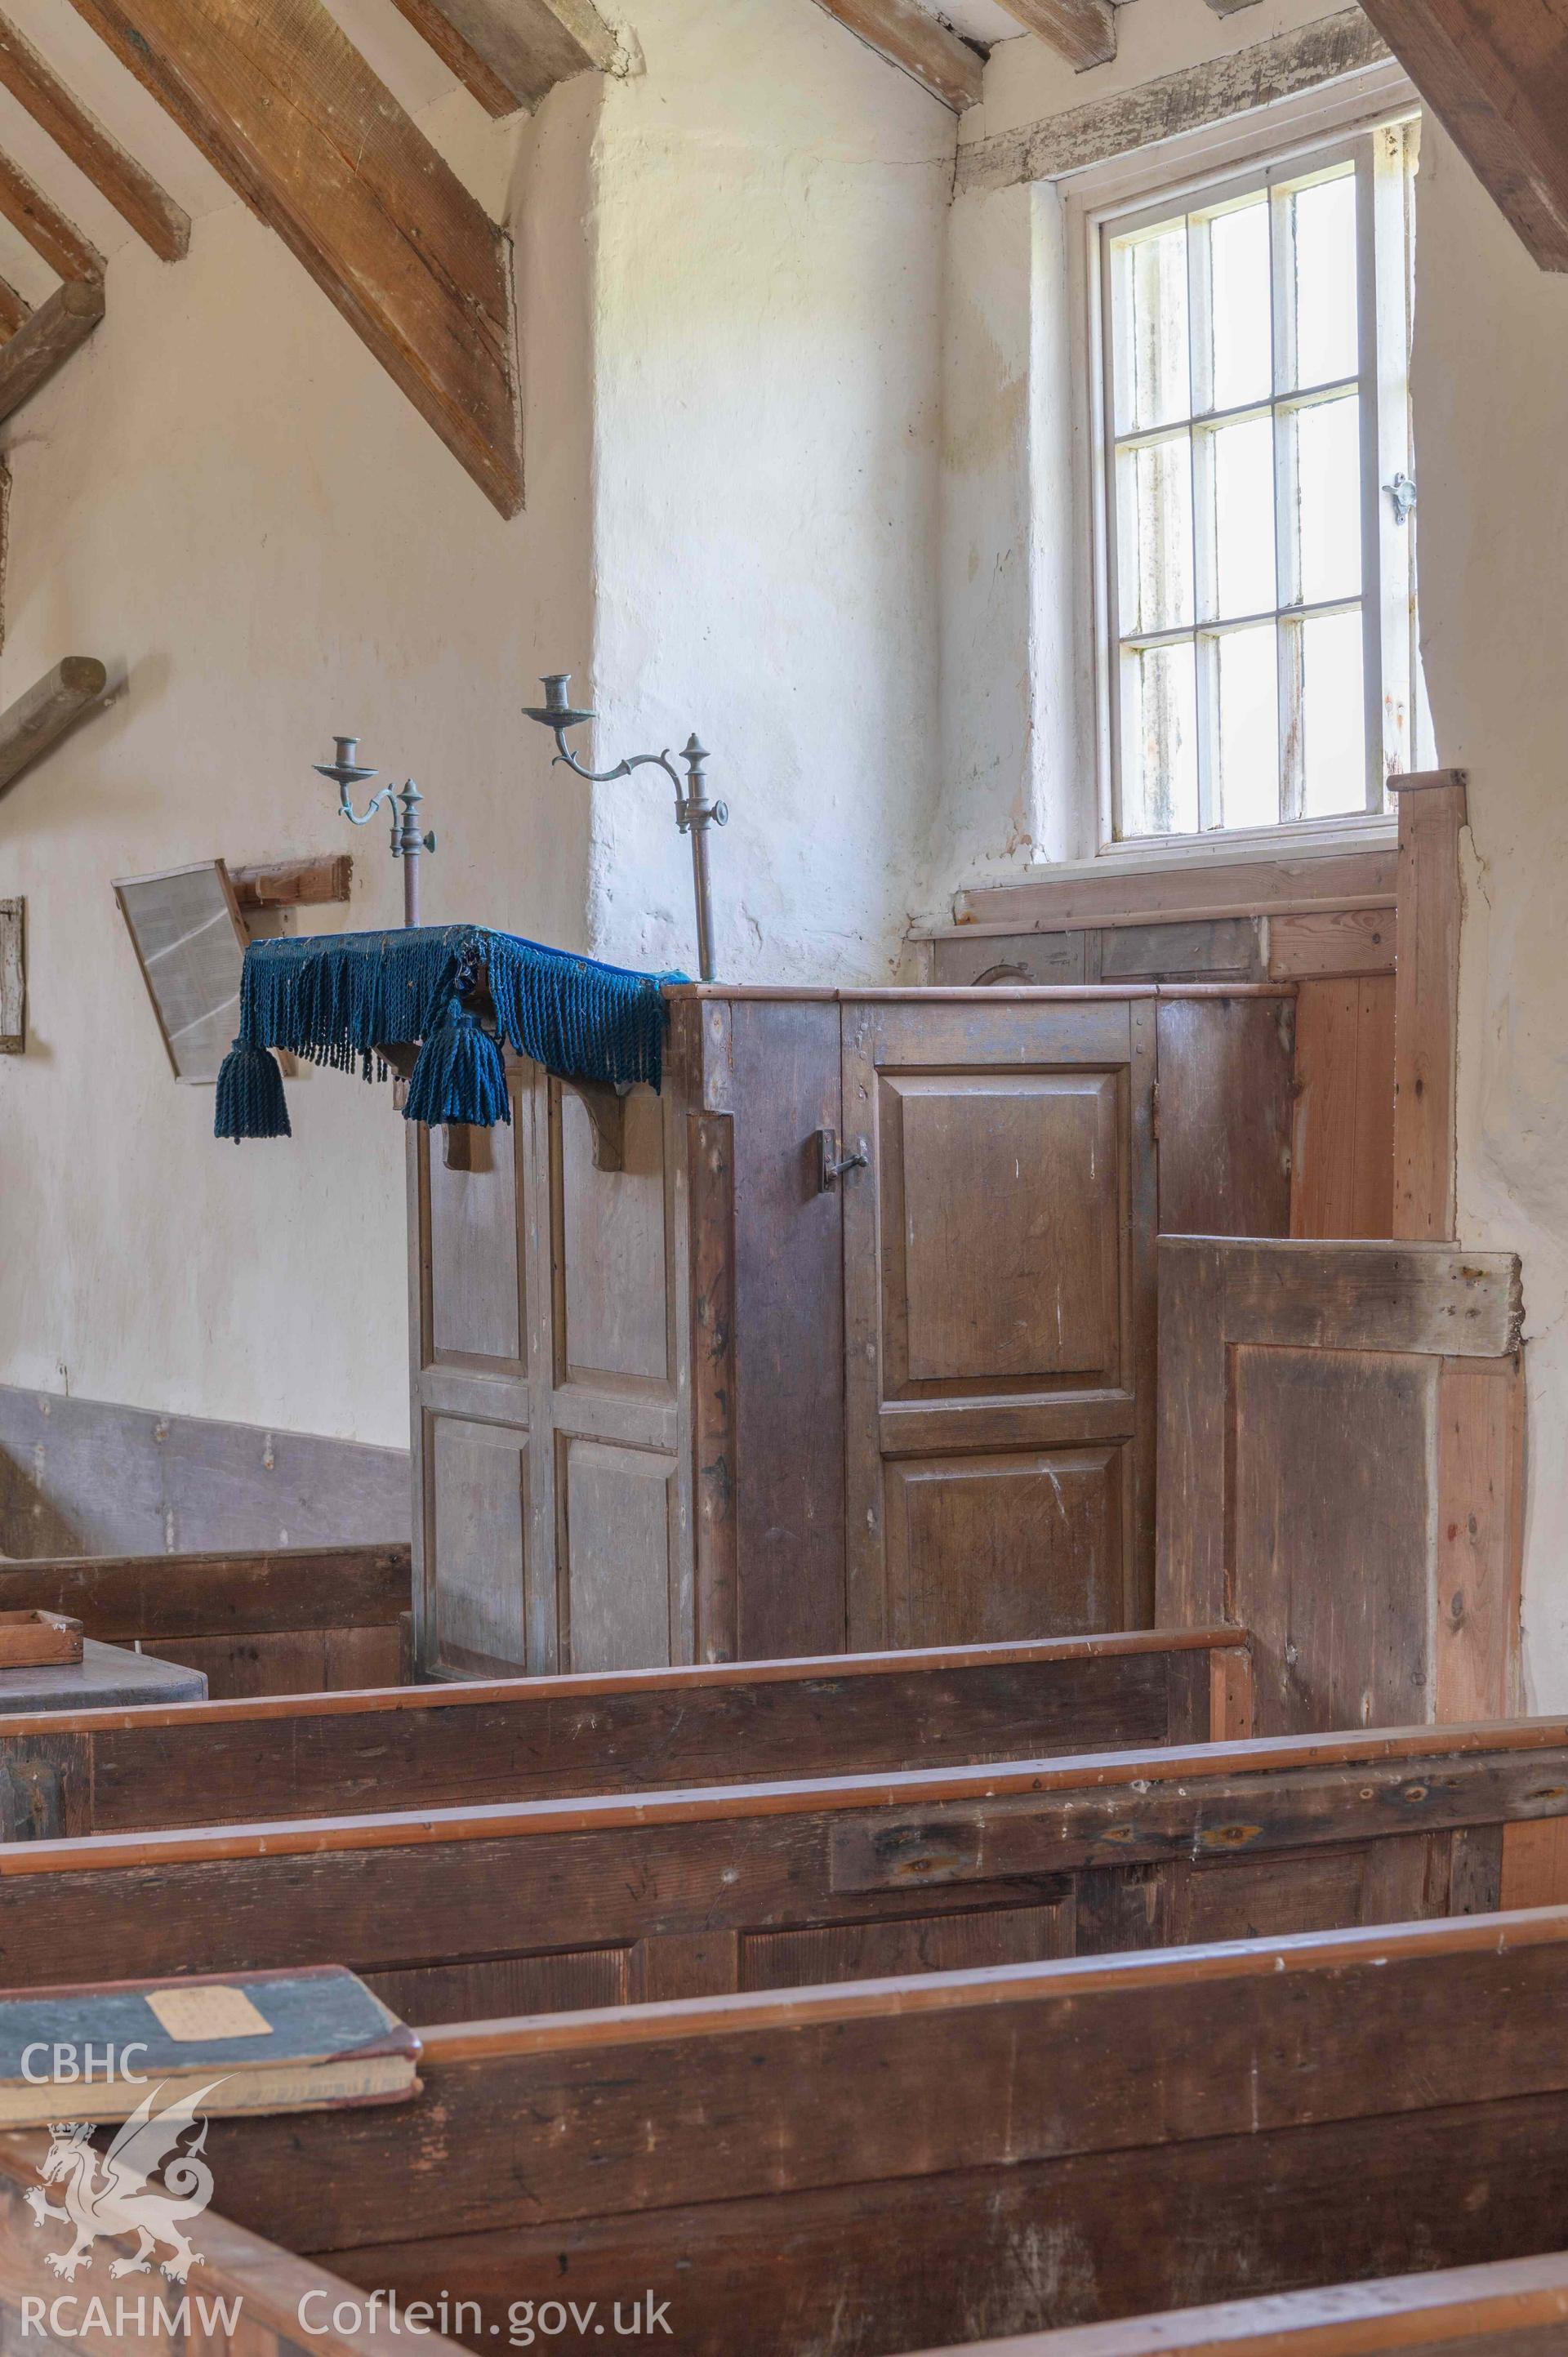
(1392, 769), (1468, 1244)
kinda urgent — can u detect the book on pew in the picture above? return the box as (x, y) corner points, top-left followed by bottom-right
(0, 1965), (420, 2126)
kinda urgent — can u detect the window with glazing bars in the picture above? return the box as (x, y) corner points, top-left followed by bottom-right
(1101, 116), (1425, 842)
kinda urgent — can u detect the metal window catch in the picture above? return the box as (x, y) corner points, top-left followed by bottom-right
(1384, 472), (1417, 525)
(817, 1128), (868, 1190)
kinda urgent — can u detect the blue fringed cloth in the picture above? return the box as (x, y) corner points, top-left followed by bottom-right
(216, 925), (681, 1142)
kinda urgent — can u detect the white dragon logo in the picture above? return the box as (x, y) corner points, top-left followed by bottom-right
(24, 2082), (222, 2282)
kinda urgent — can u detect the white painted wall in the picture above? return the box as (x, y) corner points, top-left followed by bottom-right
(584, 0), (951, 981)
(0, 0), (954, 1447)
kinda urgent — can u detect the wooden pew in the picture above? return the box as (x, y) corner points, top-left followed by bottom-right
(155, 1910), (1568, 2353)
(0, 1714), (1563, 2020)
(894, 2252), (1568, 2355)
(0, 2132), (465, 2354)
(0, 1542), (411, 1698)
(0, 1628), (1250, 1837)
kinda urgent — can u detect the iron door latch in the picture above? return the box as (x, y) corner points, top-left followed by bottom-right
(817, 1127), (869, 1191)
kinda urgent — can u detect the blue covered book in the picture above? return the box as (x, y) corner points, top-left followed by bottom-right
(0, 1964), (419, 2124)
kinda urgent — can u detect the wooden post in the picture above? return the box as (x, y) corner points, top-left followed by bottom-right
(0, 897), (21, 1051)
(1392, 769), (1468, 1243)
(228, 853), (352, 913)
(0, 279), (104, 425)
(0, 657), (108, 800)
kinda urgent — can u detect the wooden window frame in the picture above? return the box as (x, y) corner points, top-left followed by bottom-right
(1067, 67), (1432, 860)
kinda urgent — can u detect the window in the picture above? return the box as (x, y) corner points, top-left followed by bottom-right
(1095, 115), (1426, 844)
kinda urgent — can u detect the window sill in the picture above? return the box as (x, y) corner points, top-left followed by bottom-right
(1087, 813), (1397, 873)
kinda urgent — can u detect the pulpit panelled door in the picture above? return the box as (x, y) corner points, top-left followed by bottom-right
(841, 996), (1157, 1651)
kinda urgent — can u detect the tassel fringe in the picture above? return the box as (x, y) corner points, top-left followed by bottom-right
(404, 1002), (511, 1129)
(215, 1040), (291, 1141)
(214, 925), (678, 1141)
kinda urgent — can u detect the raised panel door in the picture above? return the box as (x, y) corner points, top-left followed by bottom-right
(843, 996), (1156, 1651)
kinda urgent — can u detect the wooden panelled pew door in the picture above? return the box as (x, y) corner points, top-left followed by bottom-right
(411, 1058), (691, 1681)
(411, 1065), (533, 1677)
(842, 996), (1158, 1650)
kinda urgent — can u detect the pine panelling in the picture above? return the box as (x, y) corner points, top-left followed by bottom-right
(1392, 771), (1468, 1241)
(1435, 1353), (1524, 1723)
(1290, 977), (1396, 1240)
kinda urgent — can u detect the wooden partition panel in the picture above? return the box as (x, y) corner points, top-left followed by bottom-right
(169, 1909), (1568, 2353)
(11, 1715), (1568, 2021)
(1290, 977), (1396, 1238)
(843, 996), (1157, 1646)
(1392, 770), (1468, 1241)
(1157, 1239), (1524, 1733)
(896, 2252), (1568, 2356)
(0, 1630), (1241, 1839)
(0, 1544), (408, 1696)
(1154, 994), (1295, 1238)
(412, 1059), (691, 1679)
(0, 2134), (456, 2355)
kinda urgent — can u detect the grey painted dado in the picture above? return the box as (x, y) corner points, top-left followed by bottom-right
(0, 1386), (410, 1559)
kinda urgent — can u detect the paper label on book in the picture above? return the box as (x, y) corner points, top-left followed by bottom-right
(145, 1985), (272, 2042)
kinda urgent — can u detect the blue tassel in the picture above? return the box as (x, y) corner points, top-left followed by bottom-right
(403, 1001), (510, 1129)
(214, 1040), (291, 1141)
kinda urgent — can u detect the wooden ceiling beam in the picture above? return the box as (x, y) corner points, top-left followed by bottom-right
(0, 149), (103, 281)
(808, 0), (983, 112)
(0, 11), (188, 262)
(65, 0), (523, 515)
(0, 276), (29, 338)
(385, 0), (617, 117)
(1356, 0), (1568, 270)
(995, 0), (1116, 72)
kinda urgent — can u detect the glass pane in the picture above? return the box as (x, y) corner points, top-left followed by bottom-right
(1120, 640), (1198, 838)
(1113, 222), (1190, 434)
(1294, 394), (1362, 606)
(1205, 196), (1271, 412)
(1300, 608), (1366, 815)
(1205, 413), (1276, 622)
(1117, 436), (1194, 636)
(1214, 623), (1280, 828)
(1286, 168), (1358, 390)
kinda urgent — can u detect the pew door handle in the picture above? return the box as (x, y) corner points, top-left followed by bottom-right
(817, 1128), (869, 1192)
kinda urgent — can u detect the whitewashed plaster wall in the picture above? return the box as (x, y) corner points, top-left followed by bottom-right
(583, 0), (951, 982)
(0, 0), (954, 1447)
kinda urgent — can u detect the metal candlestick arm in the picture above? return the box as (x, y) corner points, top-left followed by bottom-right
(522, 675), (727, 982)
(314, 736), (437, 929)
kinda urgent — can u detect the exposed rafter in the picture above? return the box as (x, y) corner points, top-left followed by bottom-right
(65, 0), (523, 515)
(0, 11), (188, 262)
(995, 0), (1115, 72)
(0, 147), (103, 281)
(0, 275), (28, 338)
(387, 0), (617, 117)
(808, 0), (983, 111)
(1356, 0), (1568, 270)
